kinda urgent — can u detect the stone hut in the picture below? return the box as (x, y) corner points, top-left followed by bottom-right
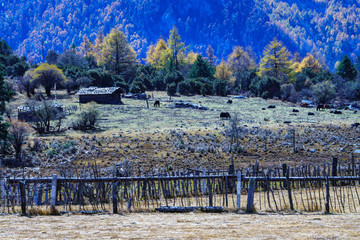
(76, 87), (123, 104)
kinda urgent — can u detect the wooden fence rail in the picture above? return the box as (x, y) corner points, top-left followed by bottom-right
(2, 173), (360, 215)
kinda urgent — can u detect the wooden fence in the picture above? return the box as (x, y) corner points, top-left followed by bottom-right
(2, 171), (360, 215)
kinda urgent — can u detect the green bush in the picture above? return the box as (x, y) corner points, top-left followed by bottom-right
(166, 82), (177, 96)
(177, 81), (192, 95)
(250, 76), (280, 99)
(71, 105), (99, 131)
(213, 79), (229, 96)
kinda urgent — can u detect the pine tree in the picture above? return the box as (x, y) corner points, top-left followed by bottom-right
(293, 53), (323, 73)
(188, 55), (214, 79)
(215, 61), (232, 82)
(0, 72), (13, 145)
(99, 28), (137, 75)
(168, 26), (185, 70)
(206, 45), (217, 66)
(260, 38), (292, 82)
(146, 38), (170, 69)
(80, 35), (93, 56)
(337, 55), (357, 81)
(227, 46), (255, 73)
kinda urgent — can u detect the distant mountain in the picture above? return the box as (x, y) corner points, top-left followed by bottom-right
(1, 0), (360, 69)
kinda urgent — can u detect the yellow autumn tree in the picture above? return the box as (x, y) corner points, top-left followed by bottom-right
(227, 46), (255, 73)
(168, 25), (185, 70)
(99, 28), (137, 75)
(293, 53), (323, 73)
(185, 52), (199, 65)
(215, 60), (233, 82)
(79, 34), (93, 56)
(91, 30), (105, 61)
(31, 63), (67, 97)
(146, 38), (170, 69)
(259, 38), (292, 82)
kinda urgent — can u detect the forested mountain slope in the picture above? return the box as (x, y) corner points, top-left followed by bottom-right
(1, 0), (359, 68)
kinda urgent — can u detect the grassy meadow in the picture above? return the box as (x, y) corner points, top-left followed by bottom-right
(5, 90), (360, 175)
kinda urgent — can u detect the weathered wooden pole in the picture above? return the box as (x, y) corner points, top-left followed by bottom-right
(50, 174), (58, 214)
(202, 169), (207, 194)
(332, 157), (338, 186)
(112, 182), (118, 214)
(35, 183), (44, 206)
(325, 176), (330, 213)
(351, 154), (355, 176)
(145, 97), (149, 109)
(236, 172), (242, 210)
(208, 178), (213, 207)
(0, 180), (5, 206)
(283, 164), (294, 211)
(246, 178), (256, 213)
(19, 181), (26, 215)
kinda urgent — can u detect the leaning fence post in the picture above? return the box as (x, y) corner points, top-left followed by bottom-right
(112, 182), (118, 214)
(325, 176), (330, 213)
(19, 181), (26, 215)
(246, 177), (256, 213)
(50, 174), (58, 214)
(236, 172), (242, 210)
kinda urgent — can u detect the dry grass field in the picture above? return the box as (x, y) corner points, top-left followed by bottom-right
(1, 212), (360, 239)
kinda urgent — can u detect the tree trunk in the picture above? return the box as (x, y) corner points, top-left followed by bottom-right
(45, 86), (51, 97)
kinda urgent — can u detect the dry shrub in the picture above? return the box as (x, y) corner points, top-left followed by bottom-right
(8, 120), (33, 160)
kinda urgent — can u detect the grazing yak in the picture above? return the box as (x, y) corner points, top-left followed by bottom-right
(220, 112), (231, 119)
(316, 104), (326, 111)
(154, 100), (160, 107)
(227, 99), (233, 104)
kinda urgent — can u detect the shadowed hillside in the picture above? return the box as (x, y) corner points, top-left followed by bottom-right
(1, 0), (360, 67)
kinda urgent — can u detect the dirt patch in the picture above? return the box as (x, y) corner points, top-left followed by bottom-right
(0, 213), (359, 239)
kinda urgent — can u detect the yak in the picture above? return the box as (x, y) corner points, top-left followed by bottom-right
(220, 112), (231, 119)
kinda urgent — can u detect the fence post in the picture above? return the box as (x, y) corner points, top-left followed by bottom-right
(50, 174), (58, 214)
(284, 166), (294, 211)
(246, 177), (256, 213)
(208, 178), (213, 207)
(325, 176), (330, 213)
(19, 181), (26, 215)
(332, 157), (338, 186)
(202, 169), (207, 194)
(1, 180), (5, 206)
(36, 183), (43, 206)
(236, 172), (241, 210)
(112, 182), (118, 214)
(351, 154), (355, 176)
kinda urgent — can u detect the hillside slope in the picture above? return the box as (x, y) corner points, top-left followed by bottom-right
(1, 0), (359, 68)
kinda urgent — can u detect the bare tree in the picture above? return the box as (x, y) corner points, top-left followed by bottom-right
(7, 120), (32, 160)
(26, 101), (64, 133)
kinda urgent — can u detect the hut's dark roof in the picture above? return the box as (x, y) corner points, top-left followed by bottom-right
(76, 87), (121, 95)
